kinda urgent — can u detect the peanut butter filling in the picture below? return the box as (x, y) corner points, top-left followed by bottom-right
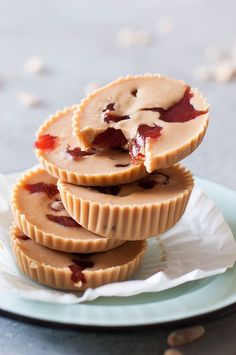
(73, 75), (209, 172)
(12, 168), (125, 252)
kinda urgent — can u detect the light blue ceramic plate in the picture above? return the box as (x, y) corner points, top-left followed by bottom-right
(1, 177), (236, 328)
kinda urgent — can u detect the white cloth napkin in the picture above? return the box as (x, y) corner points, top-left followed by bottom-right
(0, 170), (235, 304)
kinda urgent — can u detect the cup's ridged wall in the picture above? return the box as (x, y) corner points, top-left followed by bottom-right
(11, 226), (147, 291)
(58, 165), (194, 240)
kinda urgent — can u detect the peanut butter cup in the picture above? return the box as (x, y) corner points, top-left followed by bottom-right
(73, 74), (209, 172)
(58, 164), (194, 240)
(11, 224), (146, 290)
(11, 168), (124, 253)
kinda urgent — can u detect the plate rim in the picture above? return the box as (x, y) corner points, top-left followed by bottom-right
(1, 176), (236, 328)
(1, 301), (236, 330)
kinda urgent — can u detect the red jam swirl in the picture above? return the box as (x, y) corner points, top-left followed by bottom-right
(102, 103), (131, 123)
(93, 185), (121, 196)
(104, 113), (130, 123)
(46, 214), (81, 228)
(34, 134), (57, 150)
(115, 163), (130, 168)
(141, 86), (208, 123)
(131, 89), (138, 97)
(16, 234), (30, 241)
(72, 258), (94, 269)
(24, 183), (58, 198)
(69, 258), (94, 283)
(138, 173), (169, 189)
(129, 124), (163, 163)
(93, 128), (128, 148)
(102, 103), (115, 112)
(138, 179), (157, 189)
(66, 145), (96, 160)
(68, 265), (86, 283)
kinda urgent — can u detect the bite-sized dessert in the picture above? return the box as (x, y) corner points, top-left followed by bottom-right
(34, 107), (148, 186)
(11, 168), (124, 253)
(73, 74), (209, 172)
(58, 164), (194, 240)
(11, 224), (147, 290)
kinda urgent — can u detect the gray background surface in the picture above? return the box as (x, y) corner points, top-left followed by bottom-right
(0, 0), (236, 354)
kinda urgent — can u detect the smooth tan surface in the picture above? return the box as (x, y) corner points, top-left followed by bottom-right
(12, 226), (144, 269)
(73, 75), (209, 172)
(11, 225), (147, 290)
(11, 168), (124, 252)
(35, 107), (148, 186)
(60, 165), (192, 206)
(58, 164), (194, 239)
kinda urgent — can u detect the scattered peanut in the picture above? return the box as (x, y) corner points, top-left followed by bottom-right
(24, 55), (45, 75)
(117, 27), (152, 48)
(167, 325), (205, 346)
(195, 45), (236, 82)
(163, 348), (183, 355)
(16, 91), (43, 108)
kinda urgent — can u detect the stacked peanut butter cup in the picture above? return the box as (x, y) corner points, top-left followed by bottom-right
(11, 74), (209, 291)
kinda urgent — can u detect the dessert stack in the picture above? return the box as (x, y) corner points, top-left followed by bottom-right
(10, 74), (209, 291)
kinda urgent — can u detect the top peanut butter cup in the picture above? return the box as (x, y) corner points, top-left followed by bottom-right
(73, 74), (209, 173)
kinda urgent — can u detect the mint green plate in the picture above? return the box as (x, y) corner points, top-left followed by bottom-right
(1, 177), (236, 328)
